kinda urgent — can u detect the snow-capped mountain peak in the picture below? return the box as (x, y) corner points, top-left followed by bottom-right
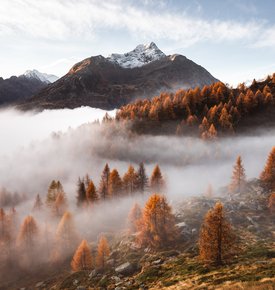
(24, 69), (59, 84)
(107, 42), (166, 69)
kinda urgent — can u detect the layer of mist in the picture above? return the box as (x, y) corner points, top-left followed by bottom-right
(0, 106), (116, 155)
(0, 108), (273, 205)
(0, 107), (273, 284)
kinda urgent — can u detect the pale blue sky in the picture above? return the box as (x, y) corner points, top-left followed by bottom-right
(0, 0), (275, 85)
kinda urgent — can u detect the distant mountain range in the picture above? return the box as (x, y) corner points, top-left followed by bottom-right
(24, 70), (59, 84)
(17, 43), (218, 110)
(0, 70), (59, 107)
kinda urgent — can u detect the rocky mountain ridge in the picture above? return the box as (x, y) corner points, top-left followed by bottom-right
(18, 43), (218, 110)
(24, 69), (59, 84)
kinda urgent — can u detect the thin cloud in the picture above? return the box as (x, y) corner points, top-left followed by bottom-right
(0, 0), (269, 47)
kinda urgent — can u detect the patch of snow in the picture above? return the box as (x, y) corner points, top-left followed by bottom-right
(24, 69), (59, 83)
(107, 42), (166, 69)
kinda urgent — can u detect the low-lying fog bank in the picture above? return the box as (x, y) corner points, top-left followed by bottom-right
(0, 107), (273, 205)
(0, 107), (116, 155)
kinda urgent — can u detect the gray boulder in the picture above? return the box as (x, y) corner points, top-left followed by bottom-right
(115, 262), (136, 276)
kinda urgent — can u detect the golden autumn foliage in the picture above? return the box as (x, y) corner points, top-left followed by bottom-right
(46, 180), (64, 207)
(86, 180), (99, 204)
(128, 203), (142, 233)
(52, 192), (67, 217)
(76, 163), (157, 202)
(98, 163), (110, 199)
(96, 236), (110, 270)
(260, 147), (275, 191)
(136, 162), (148, 193)
(230, 156), (246, 193)
(150, 165), (165, 193)
(123, 165), (138, 195)
(137, 194), (178, 249)
(17, 215), (38, 251)
(54, 211), (78, 259)
(71, 240), (93, 271)
(109, 169), (123, 197)
(116, 76), (275, 137)
(199, 202), (235, 265)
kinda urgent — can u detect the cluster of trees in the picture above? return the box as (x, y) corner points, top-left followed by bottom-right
(71, 236), (110, 271)
(1, 205), (111, 272)
(128, 194), (178, 249)
(229, 155), (246, 194)
(0, 188), (26, 207)
(0, 209), (78, 268)
(2, 147), (275, 276)
(230, 149), (275, 214)
(31, 162), (165, 217)
(76, 163), (165, 207)
(33, 180), (67, 218)
(116, 74), (275, 138)
(127, 194), (235, 266)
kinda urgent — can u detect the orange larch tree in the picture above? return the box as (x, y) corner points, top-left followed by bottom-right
(98, 164), (111, 200)
(123, 165), (138, 195)
(52, 191), (67, 217)
(128, 203), (142, 233)
(109, 169), (123, 197)
(199, 202), (235, 265)
(71, 239), (93, 271)
(46, 180), (64, 207)
(260, 147), (275, 191)
(76, 178), (87, 207)
(136, 162), (148, 194)
(230, 155), (246, 193)
(199, 117), (210, 135)
(137, 194), (177, 248)
(17, 215), (39, 266)
(17, 215), (38, 251)
(96, 236), (110, 270)
(150, 165), (165, 193)
(54, 211), (78, 259)
(219, 107), (233, 132)
(86, 180), (99, 204)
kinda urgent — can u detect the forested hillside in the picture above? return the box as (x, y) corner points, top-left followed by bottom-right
(116, 74), (275, 137)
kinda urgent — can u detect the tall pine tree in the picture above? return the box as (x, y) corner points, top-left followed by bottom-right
(150, 165), (165, 193)
(260, 147), (275, 191)
(137, 194), (178, 248)
(71, 240), (93, 271)
(136, 162), (148, 193)
(98, 164), (110, 200)
(76, 178), (87, 207)
(96, 236), (110, 270)
(199, 202), (235, 265)
(109, 169), (123, 197)
(230, 156), (246, 193)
